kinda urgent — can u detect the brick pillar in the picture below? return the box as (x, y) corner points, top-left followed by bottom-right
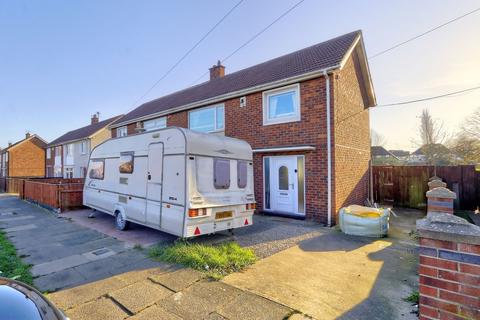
(417, 213), (480, 320)
(426, 187), (456, 215)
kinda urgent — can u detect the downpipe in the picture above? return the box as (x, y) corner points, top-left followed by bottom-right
(323, 71), (332, 227)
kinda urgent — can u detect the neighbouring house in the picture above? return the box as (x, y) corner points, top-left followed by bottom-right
(0, 133), (47, 183)
(46, 113), (122, 178)
(389, 149), (410, 161)
(109, 30), (376, 225)
(408, 144), (452, 165)
(371, 146), (399, 165)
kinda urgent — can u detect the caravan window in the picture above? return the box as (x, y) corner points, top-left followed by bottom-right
(119, 153), (134, 174)
(237, 161), (248, 188)
(89, 160), (104, 180)
(214, 158), (230, 189)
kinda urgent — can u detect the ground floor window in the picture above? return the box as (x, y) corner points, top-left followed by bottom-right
(263, 155), (305, 215)
(64, 167), (74, 179)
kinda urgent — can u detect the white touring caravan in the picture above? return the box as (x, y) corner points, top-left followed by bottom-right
(83, 127), (255, 238)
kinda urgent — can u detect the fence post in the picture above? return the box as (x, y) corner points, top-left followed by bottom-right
(427, 187), (456, 215)
(417, 213), (480, 319)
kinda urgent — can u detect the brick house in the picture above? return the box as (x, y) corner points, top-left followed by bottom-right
(110, 30), (376, 225)
(0, 133), (47, 182)
(46, 114), (122, 178)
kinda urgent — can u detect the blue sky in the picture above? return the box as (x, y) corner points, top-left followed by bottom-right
(1, 0), (479, 150)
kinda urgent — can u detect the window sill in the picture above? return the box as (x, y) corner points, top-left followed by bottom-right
(262, 118), (301, 126)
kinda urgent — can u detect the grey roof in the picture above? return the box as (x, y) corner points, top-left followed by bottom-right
(113, 30), (363, 127)
(413, 144), (450, 155)
(1, 135), (47, 153)
(371, 146), (394, 157)
(389, 150), (410, 157)
(48, 115), (122, 147)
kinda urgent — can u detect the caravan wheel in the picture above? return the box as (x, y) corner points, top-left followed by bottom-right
(115, 212), (130, 231)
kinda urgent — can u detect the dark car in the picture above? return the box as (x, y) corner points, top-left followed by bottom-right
(0, 277), (67, 320)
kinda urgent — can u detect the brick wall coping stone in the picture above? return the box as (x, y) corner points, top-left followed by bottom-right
(417, 212), (480, 245)
(427, 179), (447, 189)
(426, 187), (456, 199)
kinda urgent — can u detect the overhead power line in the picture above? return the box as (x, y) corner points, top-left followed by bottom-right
(377, 85), (480, 107)
(128, 0), (244, 109)
(190, 0), (306, 85)
(369, 7), (480, 59)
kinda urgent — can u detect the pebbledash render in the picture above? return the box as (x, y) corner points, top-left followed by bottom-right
(110, 30), (376, 225)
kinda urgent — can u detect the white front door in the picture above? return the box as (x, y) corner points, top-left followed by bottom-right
(145, 143), (164, 226)
(270, 156), (298, 214)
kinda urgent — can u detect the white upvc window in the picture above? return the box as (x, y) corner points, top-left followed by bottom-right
(55, 146), (61, 157)
(263, 84), (300, 125)
(66, 144), (74, 156)
(143, 117), (166, 132)
(116, 126), (128, 137)
(81, 141), (87, 154)
(46, 148), (51, 159)
(189, 104), (224, 133)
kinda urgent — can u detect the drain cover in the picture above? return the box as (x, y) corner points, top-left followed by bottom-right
(92, 248), (110, 256)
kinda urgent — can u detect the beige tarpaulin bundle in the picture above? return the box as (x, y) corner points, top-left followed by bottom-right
(338, 205), (390, 237)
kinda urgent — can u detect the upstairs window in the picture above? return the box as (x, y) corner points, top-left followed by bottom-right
(119, 153), (134, 174)
(66, 144), (74, 156)
(213, 158), (230, 189)
(55, 146), (61, 157)
(117, 126), (128, 137)
(89, 160), (104, 180)
(263, 84), (300, 125)
(81, 141), (87, 154)
(189, 104), (224, 133)
(143, 117), (166, 132)
(46, 148), (51, 159)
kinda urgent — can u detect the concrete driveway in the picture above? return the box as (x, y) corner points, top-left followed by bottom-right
(223, 209), (422, 320)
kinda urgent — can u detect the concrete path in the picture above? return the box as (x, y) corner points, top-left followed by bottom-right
(48, 267), (296, 320)
(223, 209), (423, 320)
(0, 195), (168, 292)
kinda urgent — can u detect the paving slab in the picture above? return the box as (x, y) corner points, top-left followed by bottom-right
(128, 304), (182, 320)
(2, 223), (37, 232)
(217, 291), (293, 320)
(109, 280), (174, 313)
(0, 215), (35, 222)
(149, 268), (204, 292)
(34, 268), (87, 292)
(48, 277), (128, 310)
(66, 297), (129, 320)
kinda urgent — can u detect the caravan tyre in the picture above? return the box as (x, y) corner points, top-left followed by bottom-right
(115, 212), (130, 231)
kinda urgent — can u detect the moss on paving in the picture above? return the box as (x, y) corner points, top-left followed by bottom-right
(0, 230), (33, 285)
(149, 241), (256, 279)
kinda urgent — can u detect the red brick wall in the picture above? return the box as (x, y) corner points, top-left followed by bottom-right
(418, 237), (480, 320)
(332, 50), (371, 224)
(9, 139), (45, 177)
(109, 58), (371, 224)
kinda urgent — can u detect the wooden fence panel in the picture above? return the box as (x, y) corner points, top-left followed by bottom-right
(22, 179), (84, 212)
(373, 165), (479, 210)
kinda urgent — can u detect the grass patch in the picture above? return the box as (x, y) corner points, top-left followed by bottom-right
(404, 290), (419, 304)
(0, 230), (33, 285)
(149, 241), (256, 279)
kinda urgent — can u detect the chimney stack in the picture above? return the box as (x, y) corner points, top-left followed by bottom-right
(209, 60), (225, 80)
(25, 132), (31, 139)
(8, 142), (12, 147)
(91, 112), (100, 125)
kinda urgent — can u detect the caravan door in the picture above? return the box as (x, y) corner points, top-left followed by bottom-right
(146, 143), (164, 226)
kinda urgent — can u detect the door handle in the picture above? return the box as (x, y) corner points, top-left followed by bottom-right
(147, 172), (152, 180)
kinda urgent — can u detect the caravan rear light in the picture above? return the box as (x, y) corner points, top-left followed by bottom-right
(246, 203), (256, 210)
(188, 208), (207, 218)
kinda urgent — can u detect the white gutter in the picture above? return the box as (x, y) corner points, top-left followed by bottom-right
(323, 70), (332, 227)
(253, 145), (316, 153)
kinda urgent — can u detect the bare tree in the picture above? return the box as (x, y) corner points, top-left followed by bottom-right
(418, 109), (447, 146)
(414, 109), (450, 165)
(462, 107), (480, 140)
(371, 129), (387, 146)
